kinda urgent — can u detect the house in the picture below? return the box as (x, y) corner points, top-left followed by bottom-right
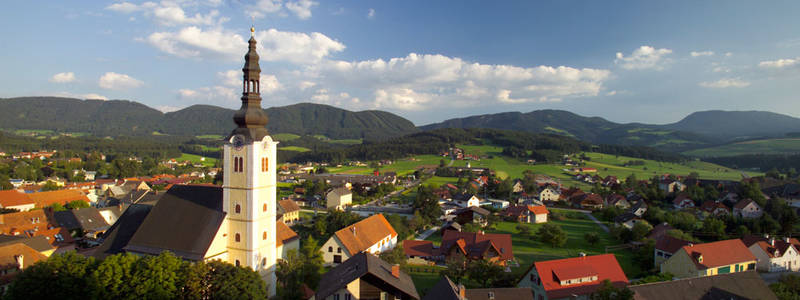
(52, 207), (110, 239)
(501, 205), (548, 224)
(326, 187), (352, 210)
(440, 221), (462, 235)
(276, 221), (300, 260)
(699, 201), (729, 217)
(660, 239), (757, 279)
(672, 194), (694, 210)
(0, 235), (56, 257)
(604, 194), (630, 209)
(570, 193), (604, 210)
(653, 235), (692, 267)
(440, 230), (513, 266)
(733, 198), (763, 219)
(659, 180), (685, 193)
(403, 240), (440, 265)
(487, 199), (509, 209)
(512, 180), (524, 194)
(0, 210), (71, 249)
(422, 276), (534, 300)
(277, 199), (301, 225)
(27, 189), (90, 209)
(517, 254), (628, 300)
(321, 214), (398, 265)
(742, 235), (800, 272)
(614, 213), (645, 229)
(647, 222), (674, 241)
(314, 252), (419, 300)
(0, 190), (35, 211)
(539, 187), (561, 202)
(97, 205), (124, 225)
(629, 271), (777, 300)
(0, 242), (49, 291)
(630, 200), (648, 217)
(452, 193), (481, 208)
(452, 206), (491, 226)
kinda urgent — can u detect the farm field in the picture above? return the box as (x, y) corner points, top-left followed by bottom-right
(195, 134), (223, 140)
(329, 155), (443, 176)
(279, 146), (311, 152)
(683, 138), (800, 157)
(272, 133), (301, 141)
(177, 153), (217, 167)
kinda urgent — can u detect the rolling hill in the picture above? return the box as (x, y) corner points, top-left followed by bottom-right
(0, 97), (418, 140)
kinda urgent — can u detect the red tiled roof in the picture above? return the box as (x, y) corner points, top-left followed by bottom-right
(333, 214), (397, 255)
(534, 254), (628, 299)
(529, 205), (548, 215)
(680, 239), (756, 270)
(741, 235), (800, 259)
(673, 194), (692, 206)
(403, 240), (435, 257)
(276, 221), (299, 247)
(27, 190), (90, 208)
(734, 198), (757, 210)
(441, 230), (513, 261)
(0, 190), (34, 208)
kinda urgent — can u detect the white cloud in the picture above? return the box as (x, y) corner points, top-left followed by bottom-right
(177, 86), (237, 102)
(51, 92), (108, 100)
(50, 72), (76, 83)
(690, 51), (714, 57)
(155, 105), (183, 112)
(98, 72), (144, 90)
(699, 78), (750, 88)
(712, 66), (731, 73)
(725, 52), (733, 57)
(286, 0), (317, 20)
(249, 0), (283, 18)
(105, 1), (226, 26)
(367, 8), (375, 19)
(614, 46), (672, 70)
(145, 27), (344, 64)
(606, 90), (617, 96)
(759, 57), (799, 69)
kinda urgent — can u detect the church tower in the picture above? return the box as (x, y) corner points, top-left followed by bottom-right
(222, 27), (277, 297)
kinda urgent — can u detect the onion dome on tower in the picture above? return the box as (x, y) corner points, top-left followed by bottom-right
(229, 26), (269, 142)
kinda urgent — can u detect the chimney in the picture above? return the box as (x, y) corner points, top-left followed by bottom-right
(770, 238), (775, 246)
(351, 226), (356, 236)
(488, 291), (495, 300)
(579, 252), (586, 257)
(14, 254), (23, 269)
(391, 264), (400, 278)
(458, 283), (466, 299)
(785, 237), (791, 243)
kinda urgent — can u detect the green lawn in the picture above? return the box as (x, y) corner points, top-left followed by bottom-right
(177, 153), (217, 167)
(405, 265), (446, 296)
(580, 152), (761, 180)
(279, 146), (311, 152)
(272, 133), (301, 141)
(195, 134), (224, 139)
(683, 138), (800, 157)
(328, 138), (363, 145)
(329, 155), (445, 176)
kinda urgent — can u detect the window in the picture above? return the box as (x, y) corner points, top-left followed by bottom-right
(333, 255), (342, 264)
(263, 203), (267, 212)
(333, 294), (340, 300)
(262, 258), (267, 266)
(328, 246), (333, 252)
(261, 157), (268, 172)
(345, 294), (352, 300)
(235, 233), (240, 242)
(337, 247), (341, 253)
(235, 260), (240, 267)
(233, 157), (244, 173)
(235, 204), (241, 214)
(263, 232), (267, 240)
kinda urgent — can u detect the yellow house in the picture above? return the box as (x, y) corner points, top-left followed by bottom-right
(326, 187), (352, 210)
(660, 239), (757, 279)
(277, 199), (301, 225)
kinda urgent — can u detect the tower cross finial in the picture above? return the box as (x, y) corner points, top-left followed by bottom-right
(251, 16), (255, 37)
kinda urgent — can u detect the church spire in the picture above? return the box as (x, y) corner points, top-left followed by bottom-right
(230, 26), (269, 142)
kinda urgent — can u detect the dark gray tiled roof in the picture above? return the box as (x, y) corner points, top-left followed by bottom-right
(420, 276), (461, 300)
(316, 252), (419, 300)
(93, 203), (154, 259)
(629, 271), (777, 300)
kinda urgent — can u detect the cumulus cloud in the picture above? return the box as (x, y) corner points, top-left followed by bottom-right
(50, 72), (76, 83)
(699, 78), (750, 88)
(249, 0), (317, 20)
(155, 105), (183, 112)
(614, 46), (672, 70)
(367, 8), (375, 19)
(98, 72), (144, 90)
(177, 86), (237, 102)
(144, 27), (344, 64)
(286, 0), (317, 20)
(690, 51), (714, 57)
(759, 57), (799, 69)
(217, 69), (283, 94)
(105, 1), (226, 26)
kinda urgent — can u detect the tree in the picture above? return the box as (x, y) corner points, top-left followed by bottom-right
(205, 260), (268, 300)
(277, 250), (303, 299)
(127, 252), (188, 299)
(66, 200), (90, 210)
(379, 243), (407, 269)
(631, 221), (653, 242)
(770, 274), (800, 300)
(50, 202), (67, 212)
(516, 223), (531, 236)
(441, 255), (468, 284)
(41, 181), (60, 191)
(701, 218), (726, 241)
(90, 253), (139, 299)
(5, 252), (97, 299)
(467, 259), (505, 288)
(494, 178), (513, 200)
(585, 232), (600, 245)
(590, 279), (634, 300)
(537, 223), (567, 247)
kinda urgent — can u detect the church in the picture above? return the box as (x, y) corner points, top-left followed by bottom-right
(94, 27), (296, 297)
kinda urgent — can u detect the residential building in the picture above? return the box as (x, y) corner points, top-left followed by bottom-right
(27, 189), (90, 209)
(570, 193), (604, 210)
(699, 201), (729, 217)
(321, 214), (398, 265)
(403, 240), (440, 265)
(422, 276), (534, 300)
(539, 187), (560, 202)
(742, 235), (800, 272)
(52, 207), (110, 239)
(653, 235), (692, 267)
(277, 199), (300, 225)
(629, 271), (777, 300)
(452, 206), (491, 225)
(440, 230), (513, 266)
(660, 239), (757, 278)
(672, 194), (694, 210)
(452, 193), (481, 208)
(0, 242), (49, 291)
(614, 213), (646, 229)
(647, 223), (674, 241)
(501, 205), (548, 223)
(733, 199), (763, 219)
(605, 194), (630, 209)
(0, 235), (55, 257)
(630, 200), (648, 217)
(659, 180), (685, 193)
(326, 187), (352, 210)
(276, 221), (300, 260)
(315, 252), (419, 300)
(0, 190), (35, 211)
(517, 254), (629, 300)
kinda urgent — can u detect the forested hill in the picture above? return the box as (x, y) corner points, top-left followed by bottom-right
(420, 109), (800, 151)
(0, 97), (418, 140)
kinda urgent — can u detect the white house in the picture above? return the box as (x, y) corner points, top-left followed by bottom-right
(326, 187), (352, 210)
(321, 214), (398, 266)
(539, 187), (561, 202)
(452, 193), (481, 208)
(743, 235), (800, 272)
(733, 199), (763, 219)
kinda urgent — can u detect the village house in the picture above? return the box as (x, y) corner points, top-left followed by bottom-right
(501, 205), (548, 224)
(699, 200), (730, 217)
(27, 189), (90, 209)
(403, 240), (441, 265)
(452, 193), (481, 208)
(0, 190), (35, 211)
(660, 239), (757, 279)
(653, 235), (692, 267)
(517, 253), (629, 300)
(512, 180), (524, 194)
(570, 193), (604, 210)
(604, 194), (630, 209)
(672, 194), (695, 210)
(0, 210), (73, 250)
(315, 252), (419, 300)
(628, 271), (777, 300)
(613, 213), (646, 229)
(733, 198), (763, 219)
(52, 207), (110, 239)
(452, 206), (491, 226)
(0, 241), (49, 291)
(539, 187), (561, 202)
(742, 235), (800, 272)
(276, 221), (300, 260)
(277, 199), (300, 225)
(630, 200), (648, 217)
(321, 214), (398, 266)
(0, 235), (55, 258)
(440, 230), (513, 266)
(326, 187), (352, 210)
(659, 179), (686, 193)
(423, 276), (534, 300)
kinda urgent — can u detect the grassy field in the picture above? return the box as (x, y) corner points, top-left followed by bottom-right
(177, 153), (217, 167)
(328, 155), (444, 176)
(279, 146), (311, 152)
(683, 138), (800, 157)
(327, 138), (362, 145)
(405, 265), (446, 296)
(272, 133), (301, 141)
(196, 134), (224, 139)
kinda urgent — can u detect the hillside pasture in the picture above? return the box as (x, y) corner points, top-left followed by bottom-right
(683, 138), (800, 157)
(177, 153), (217, 167)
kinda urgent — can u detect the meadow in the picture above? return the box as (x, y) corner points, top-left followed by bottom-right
(177, 153), (217, 167)
(683, 138), (800, 157)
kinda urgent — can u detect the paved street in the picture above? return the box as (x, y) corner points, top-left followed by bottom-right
(415, 226), (440, 240)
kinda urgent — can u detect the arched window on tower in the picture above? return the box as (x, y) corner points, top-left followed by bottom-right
(235, 233), (240, 242)
(235, 260), (240, 267)
(262, 231), (267, 240)
(262, 258), (266, 266)
(263, 203), (267, 212)
(235, 204), (241, 214)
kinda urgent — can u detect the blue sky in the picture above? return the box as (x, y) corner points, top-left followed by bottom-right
(2, 1), (800, 125)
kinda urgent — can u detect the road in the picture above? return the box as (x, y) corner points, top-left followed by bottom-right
(583, 211), (609, 233)
(414, 226), (440, 241)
